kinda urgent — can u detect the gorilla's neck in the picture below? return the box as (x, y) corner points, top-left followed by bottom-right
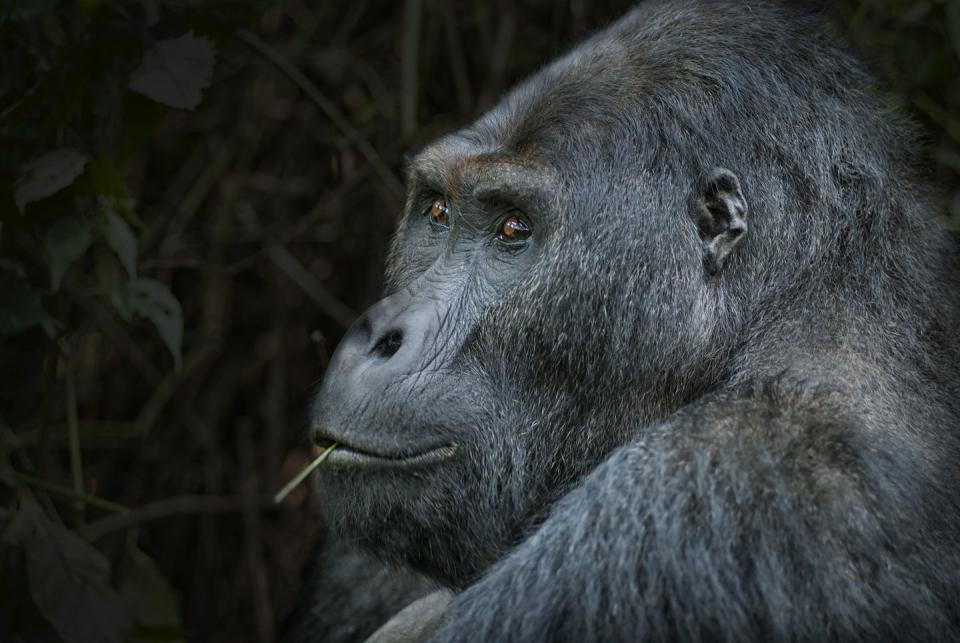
(728, 260), (960, 434)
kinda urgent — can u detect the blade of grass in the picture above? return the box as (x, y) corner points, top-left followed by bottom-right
(272, 443), (337, 504)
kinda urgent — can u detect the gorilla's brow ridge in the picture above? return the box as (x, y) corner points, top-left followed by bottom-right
(411, 149), (557, 214)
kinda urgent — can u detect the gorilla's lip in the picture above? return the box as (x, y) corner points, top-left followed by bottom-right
(311, 434), (457, 469)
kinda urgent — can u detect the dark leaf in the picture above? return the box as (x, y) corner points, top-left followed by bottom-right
(111, 278), (183, 369)
(102, 202), (138, 279)
(14, 148), (88, 213)
(10, 499), (132, 643)
(119, 545), (184, 639)
(45, 217), (93, 290)
(129, 32), (216, 110)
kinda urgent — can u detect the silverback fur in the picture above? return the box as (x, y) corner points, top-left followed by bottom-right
(284, 1), (960, 641)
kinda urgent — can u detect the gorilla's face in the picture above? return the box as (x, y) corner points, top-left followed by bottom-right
(314, 143), (549, 468)
(311, 52), (746, 585)
(311, 139), (564, 583)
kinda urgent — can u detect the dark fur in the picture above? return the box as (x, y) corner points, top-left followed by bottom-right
(282, 528), (438, 642)
(285, 1), (960, 640)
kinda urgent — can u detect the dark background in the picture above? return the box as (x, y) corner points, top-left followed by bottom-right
(1, 1), (958, 642)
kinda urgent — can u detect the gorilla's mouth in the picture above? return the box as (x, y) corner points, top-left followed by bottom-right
(312, 435), (457, 469)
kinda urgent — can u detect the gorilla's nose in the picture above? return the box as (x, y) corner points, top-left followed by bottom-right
(322, 291), (434, 394)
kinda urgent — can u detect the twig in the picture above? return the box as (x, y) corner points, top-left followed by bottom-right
(83, 493), (277, 541)
(174, 136), (236, 231)
(136, 346), (216, 438)
(15, 471), (129, 515)
(265, 313), (287, 477)
(238, 422), (274, 642)
(265, 242), (356, 329)
(141, 137), (210, 254)
(59, 340), (85, 522)
(401, 0), (423, 138)
(36, 338), (59, 480)
(477, 0), (518, 109)
(222, 166), (371, 276)
(73, 293), (161, 384)
(442, 1), (475, 115)
(231, 201), (357, 328)
(237, 29), (404, 196)
(330, 0), (369, 46)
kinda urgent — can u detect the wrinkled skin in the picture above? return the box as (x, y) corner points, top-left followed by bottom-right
(284, 1), (960, 641)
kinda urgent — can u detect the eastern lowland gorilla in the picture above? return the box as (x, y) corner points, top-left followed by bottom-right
(284, 0), (960, 640)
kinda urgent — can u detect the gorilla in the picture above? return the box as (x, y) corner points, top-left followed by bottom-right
(284, 0), (960, 640)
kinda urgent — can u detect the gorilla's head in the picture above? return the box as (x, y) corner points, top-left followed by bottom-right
(310, 1), (936, 585)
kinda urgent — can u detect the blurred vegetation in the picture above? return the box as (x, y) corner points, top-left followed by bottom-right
(0, 1), (956, 642)
(835, 0), (960, 222)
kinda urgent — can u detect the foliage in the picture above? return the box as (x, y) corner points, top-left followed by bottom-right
(0, 1), (263, 641)
(835, 0), (960, 222)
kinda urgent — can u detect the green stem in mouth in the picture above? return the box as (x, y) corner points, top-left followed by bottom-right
(273, 442), (338, 504)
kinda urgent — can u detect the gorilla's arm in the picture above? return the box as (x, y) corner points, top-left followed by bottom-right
(429, 387), (957, 642)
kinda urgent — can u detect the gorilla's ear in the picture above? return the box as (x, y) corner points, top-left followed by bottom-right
(690, 168), (748, 275)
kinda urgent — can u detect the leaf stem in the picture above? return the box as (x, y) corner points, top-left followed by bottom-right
(272, 443), (337, 504)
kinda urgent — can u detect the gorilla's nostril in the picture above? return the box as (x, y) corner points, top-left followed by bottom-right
(371, 330), (403, 360)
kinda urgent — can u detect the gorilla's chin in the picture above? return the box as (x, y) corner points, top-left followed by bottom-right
(315, 440), (511, 586)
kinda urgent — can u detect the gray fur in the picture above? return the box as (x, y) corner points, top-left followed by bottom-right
(284, 1), (960, 641)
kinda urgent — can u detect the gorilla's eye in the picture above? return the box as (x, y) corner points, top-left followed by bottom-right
(429, 196), (450, 227)
(498, 214), (531, 242)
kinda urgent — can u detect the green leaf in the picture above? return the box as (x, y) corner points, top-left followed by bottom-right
(103, 205), (138, 279)
(0, 273), (53, 334)
(0, 419), (20, 487)
(45, 217), (93, 290)
(14, 148), (89, 212)
(128, 32), (216, 110)
(119, 545), (184, 640)
(111, 279), (183, 369)
(11, 499), (132, 643)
